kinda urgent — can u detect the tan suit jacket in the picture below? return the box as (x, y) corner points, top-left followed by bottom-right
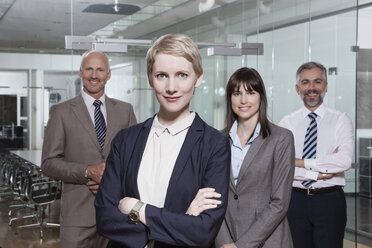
(215, 123), (295, 248)
(41, 93), (136, 227)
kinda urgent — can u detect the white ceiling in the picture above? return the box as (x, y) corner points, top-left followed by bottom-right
(0, 0), (235, 53)
(0, 0), (368, 54)
(0, 0), (154, 52)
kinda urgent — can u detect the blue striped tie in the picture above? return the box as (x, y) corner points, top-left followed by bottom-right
(93, 100), (106, 150)
(301, 112), (317, 187)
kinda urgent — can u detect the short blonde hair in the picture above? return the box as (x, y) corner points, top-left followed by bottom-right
(146, 34), (203, 80)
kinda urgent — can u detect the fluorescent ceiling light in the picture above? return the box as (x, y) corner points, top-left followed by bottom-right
(65, 35), (264, 57)
(65, 36), (148, 53)
(0, 0), (15, 20)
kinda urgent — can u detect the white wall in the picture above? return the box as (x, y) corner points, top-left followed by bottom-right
(0, 71), (28, 89)
(0, 53), (81, 71)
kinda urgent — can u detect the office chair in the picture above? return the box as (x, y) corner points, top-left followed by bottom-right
(17, 174), (61, 239)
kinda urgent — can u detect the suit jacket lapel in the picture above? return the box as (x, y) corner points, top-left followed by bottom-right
(104, 97), (117, 155)
(236, 135), (265, 187)
(227, 138), (237, 192)
(71, 94), (101, 152)
(164, 114), (203, 203)
(127, 118), (153, 198)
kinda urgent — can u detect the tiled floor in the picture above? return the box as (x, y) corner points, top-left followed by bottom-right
(0, 193), (60, 248)
(346, 194), (372, 247)
(0, 193), (371, 247)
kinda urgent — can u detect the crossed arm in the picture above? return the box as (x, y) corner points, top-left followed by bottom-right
(118, 187), (222, 225)
(41, 105), (106, 194)
(95, 132), (230, 247)
(294, 114), (354, 182)
(294, 147), (339, 180)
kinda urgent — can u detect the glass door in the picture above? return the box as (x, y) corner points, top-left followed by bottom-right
(355, 4), (372, 245)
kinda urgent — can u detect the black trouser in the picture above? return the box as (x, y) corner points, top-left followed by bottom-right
(287, 187), (346, 248)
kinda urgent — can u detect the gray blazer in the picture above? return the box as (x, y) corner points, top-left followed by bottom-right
(41, 93), (136, 227)
(215, 123), (295, 248)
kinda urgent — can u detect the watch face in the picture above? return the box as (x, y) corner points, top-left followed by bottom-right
(129, 212), (139, 222)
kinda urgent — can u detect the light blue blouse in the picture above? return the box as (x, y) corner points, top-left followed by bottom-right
(229, 120), (261, 185)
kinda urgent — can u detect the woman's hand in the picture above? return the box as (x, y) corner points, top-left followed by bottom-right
(118, 197), (138, 215)
(186, 188), (222, 216)
(118, 197), (147, 225)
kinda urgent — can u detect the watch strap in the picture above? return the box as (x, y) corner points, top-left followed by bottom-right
(132, 200), (144, 213)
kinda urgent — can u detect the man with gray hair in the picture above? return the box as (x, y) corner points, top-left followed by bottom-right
(279, 61), (354, 248)
(42, 50), (136, 247)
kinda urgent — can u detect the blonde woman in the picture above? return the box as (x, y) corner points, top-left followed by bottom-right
(95, 34), (230, 248)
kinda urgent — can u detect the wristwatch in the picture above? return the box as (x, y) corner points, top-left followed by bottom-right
(129, 200), (144, 223)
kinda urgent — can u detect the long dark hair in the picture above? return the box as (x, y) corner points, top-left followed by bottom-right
(223, 67), (271, 138)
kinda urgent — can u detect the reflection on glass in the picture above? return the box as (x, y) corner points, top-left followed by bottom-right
(0, 95), (17, 125)
(20, 96), (28, 117)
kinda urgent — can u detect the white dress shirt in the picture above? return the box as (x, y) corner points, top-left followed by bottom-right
(81, 90), (107, 126)
(278, 104), (354, 188)
(137, 112), (195, 208)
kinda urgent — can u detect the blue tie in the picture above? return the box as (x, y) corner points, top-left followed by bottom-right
(93, 100), (106, 150)
(301, 112), (317, 187)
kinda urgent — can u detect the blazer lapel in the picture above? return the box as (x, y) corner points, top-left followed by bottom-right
(227, 138), (237, 192)
(104, 97), (117, 155)
(236, 135), (265, 187)
(71, 94), (102, 152)
(164, 114), (203, 203)
(127, 118), (153, 198)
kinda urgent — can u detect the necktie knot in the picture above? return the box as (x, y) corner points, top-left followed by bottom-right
(308, 112), (317, 120)
(93, 100), (102, 108)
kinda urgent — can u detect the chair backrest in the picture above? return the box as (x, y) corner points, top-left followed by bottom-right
(28, 179), (62, 205)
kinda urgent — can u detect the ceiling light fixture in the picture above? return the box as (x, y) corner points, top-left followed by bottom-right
(65, 36), (264, 56)
(90, 0), (189, 39)
(113, 0), (120, 13)
(199, 0), (215, 13)
(207, 43), (264, 56)
(83, 2), (140, 15)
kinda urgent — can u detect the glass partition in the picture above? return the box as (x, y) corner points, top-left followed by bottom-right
(355, 4), (372, 247)
(0, 0), (368, 246)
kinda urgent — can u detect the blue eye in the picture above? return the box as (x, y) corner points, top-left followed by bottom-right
(179, 73), (188, 78)
(156, 73), (166, 79)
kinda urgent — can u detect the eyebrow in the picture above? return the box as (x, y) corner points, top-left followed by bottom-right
(301, 78), (323, 82)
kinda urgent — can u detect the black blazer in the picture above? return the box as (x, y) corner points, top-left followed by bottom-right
(95, 113), (231, 248)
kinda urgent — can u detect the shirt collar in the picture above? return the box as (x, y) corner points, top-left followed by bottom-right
(152, 112), (195, 136)
(301, 103), (325, 119)
(229, 120), (261, 148)
(81, 90), (106, 108)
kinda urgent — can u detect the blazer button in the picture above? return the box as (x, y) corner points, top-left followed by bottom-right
(234, 194), (238, 200)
